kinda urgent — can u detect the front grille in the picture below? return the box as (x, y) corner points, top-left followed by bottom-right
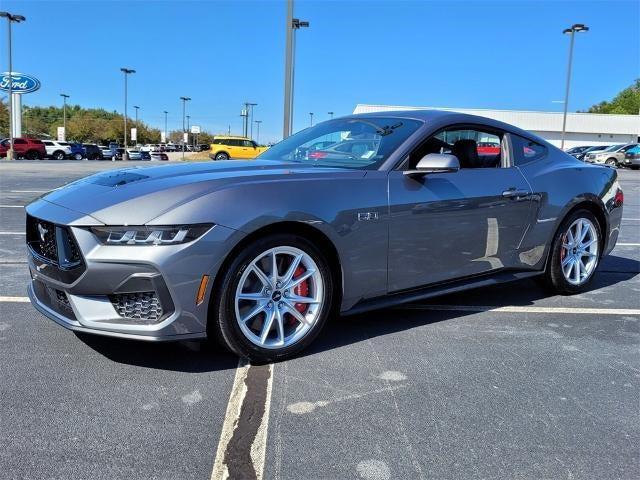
(26, 214), (83, 269)
(109, 292), (164, 322)
(27, 217), (57, 262)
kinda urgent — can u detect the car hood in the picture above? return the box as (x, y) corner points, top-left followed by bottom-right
(38, 160), (363, 225)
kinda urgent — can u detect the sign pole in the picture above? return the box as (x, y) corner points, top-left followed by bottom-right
(7, 19), (13, 160)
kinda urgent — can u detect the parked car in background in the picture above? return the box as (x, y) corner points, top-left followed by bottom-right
(114, 148), (125, 161)
(83, 144), (103, 160)
(209, 136), (269, 160)
(199, 144), (210, 151)
(140, 150), (151, 160)
(126, 149), (142, 161)
(576, 145), (611, 161)
(0, 138), (46, 159)
(151, 151), (169, 161)
(584, 144), (630, 165)
(621, 145), (640, 170)
(99, 146), (114, 160)
(42, 140), (72, 160)
(67, 142), (86, 160)
(565, 145), (593, 158)
(477, 142), (501, 155)
(603, 143), (638, 166)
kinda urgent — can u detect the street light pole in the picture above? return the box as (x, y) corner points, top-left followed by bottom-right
(60, 93), (69, 140)
(1, 11), (26, 161)
(163, 110), (168, 143)
(133, 105), (139, 125)
(309, 112), (313, 126)
(254, 120), (262, 144)
(186, 115), (190, 147)
(560, 23), (588, 150)
(282, 0), (309, 139)
(249, 103), (257, 139)
(180, 96), (191, 160)
(120, 68), (135, 156)
(327, 111), (334, 120)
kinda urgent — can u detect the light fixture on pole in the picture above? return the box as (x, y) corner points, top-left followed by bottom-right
(309, 112), (314, 127)
(60, 93), (70, 140)
(254, 120), (262, 144)
(282, 0), (309, 139)
(120, 67), (135, 157)
(327, 111), (334, 119)
(560, 23), (588, 150)
(180, 96), (191, 160)
(0, 11), (26, 161)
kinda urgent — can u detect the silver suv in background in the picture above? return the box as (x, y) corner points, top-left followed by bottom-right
(42, 140), (72, 160)
(585, 143), (638, 166)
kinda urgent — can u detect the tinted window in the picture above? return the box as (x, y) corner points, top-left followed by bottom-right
(43, 141), (53, 146)
(242, 140), (254, 147)
(512, 135), (546, 165)
(14, 139), (27, 144)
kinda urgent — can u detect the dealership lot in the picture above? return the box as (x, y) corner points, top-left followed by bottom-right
(0, 161), (638, 479)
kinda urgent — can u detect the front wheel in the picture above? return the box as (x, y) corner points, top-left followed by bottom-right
(605, 158), (617, 166)
(53, 151), (65, 160)
(215, 152), (229, 160)
(543, 209), (602, 294)
(74, 153), (83, 160)
(210, 234), (334, 362)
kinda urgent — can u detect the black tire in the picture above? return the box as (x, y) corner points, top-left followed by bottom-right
(210, 234), (334, 363)
(631, 165), (639, 171)
(215, 152), (229, 160)
(25, 150), (40, 160)
(542, 209), (602, 295)
(53, 151), (65, 160)
(605, 158), (617, 166)
(74, 153), (83, 160)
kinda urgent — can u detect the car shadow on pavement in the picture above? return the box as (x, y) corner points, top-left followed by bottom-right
(301, 255), (639, 358)
(76, 333), (238, 373)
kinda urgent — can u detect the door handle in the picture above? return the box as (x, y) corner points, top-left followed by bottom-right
(502, 188), (530, 198)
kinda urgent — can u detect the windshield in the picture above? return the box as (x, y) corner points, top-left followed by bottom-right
(603, 144), (624, 152)
(257, 117), (423, 169)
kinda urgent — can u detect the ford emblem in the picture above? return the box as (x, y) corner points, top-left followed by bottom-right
(0, 72), (41, 94)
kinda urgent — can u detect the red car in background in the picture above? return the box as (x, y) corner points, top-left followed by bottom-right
(0, 138), (46, 159)
(477, 142), (501, 155)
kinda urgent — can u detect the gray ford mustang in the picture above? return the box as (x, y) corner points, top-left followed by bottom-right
(26, 110), (624, 361)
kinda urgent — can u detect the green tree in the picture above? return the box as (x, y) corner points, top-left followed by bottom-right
(585, 79), (640, 114)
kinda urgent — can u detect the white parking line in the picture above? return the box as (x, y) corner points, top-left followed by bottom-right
(399, 304), (640, 315)
(211, 359), (273, 480)
(0, 232), (25, 235)
(616, 243), (640, 246)
(9, 190), (48, 193)
(0, 296), (29, 303)
(0, 205), (24, 208)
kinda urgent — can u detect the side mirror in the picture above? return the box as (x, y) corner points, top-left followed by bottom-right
(404, 153), (460, 177)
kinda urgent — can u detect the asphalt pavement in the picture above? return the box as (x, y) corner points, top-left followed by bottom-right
(0, 160), (638, 480)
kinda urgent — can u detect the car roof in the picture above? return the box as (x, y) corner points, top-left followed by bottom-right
(213, 135), (251, 140)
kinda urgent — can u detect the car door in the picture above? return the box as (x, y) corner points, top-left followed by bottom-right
(387, 126), (533, 292)
(238, 140), (256, 159)
(225, 139), (240, 158)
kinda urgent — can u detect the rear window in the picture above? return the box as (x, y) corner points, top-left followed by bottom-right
(512, 135), (546, 165)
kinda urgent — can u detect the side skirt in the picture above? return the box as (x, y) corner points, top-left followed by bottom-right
(343, 270), (543, 316)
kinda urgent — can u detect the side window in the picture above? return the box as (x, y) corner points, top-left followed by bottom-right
(512, 135), (546, 165)
(242, 140), (253, 147)
(43, 141), (53, 146)
(14, 139), (27, 145)
(411, 127), (503, 169)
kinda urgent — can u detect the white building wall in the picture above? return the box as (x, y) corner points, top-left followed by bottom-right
(353, 104), (640, 149)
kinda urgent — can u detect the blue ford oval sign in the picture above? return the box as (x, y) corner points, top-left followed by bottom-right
(0, 72), (41, 94)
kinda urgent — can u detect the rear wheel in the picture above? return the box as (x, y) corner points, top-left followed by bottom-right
(25, 150), (40, 160)
(74, 153), (83, 160)
(210, 234), (333, 362)
(215, 152), (229, 160)
(543, 209), (601, 294)
(53, 151), (65, 160)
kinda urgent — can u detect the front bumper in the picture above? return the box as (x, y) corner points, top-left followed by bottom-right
(621, 156), (640, 167)
(26, 200), (241, 341)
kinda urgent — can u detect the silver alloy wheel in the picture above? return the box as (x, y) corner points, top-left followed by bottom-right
(560, 218), (599, 286)
(234, 246), (324, 349)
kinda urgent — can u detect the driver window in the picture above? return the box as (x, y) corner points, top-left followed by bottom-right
(410, 127), (503, 169)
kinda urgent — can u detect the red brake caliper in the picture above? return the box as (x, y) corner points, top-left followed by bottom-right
(289, 265), (309, 325)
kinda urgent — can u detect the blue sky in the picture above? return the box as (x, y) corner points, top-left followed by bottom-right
(2, 0), (639, 142)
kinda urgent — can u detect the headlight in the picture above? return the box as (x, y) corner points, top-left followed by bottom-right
(90, 224), (213, 245)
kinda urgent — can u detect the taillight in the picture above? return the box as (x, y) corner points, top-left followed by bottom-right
(614, 189), (624, 206)
(308, 151), (327, 159)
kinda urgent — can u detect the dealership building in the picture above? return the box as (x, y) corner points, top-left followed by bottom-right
(353, 104), (640, 149)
